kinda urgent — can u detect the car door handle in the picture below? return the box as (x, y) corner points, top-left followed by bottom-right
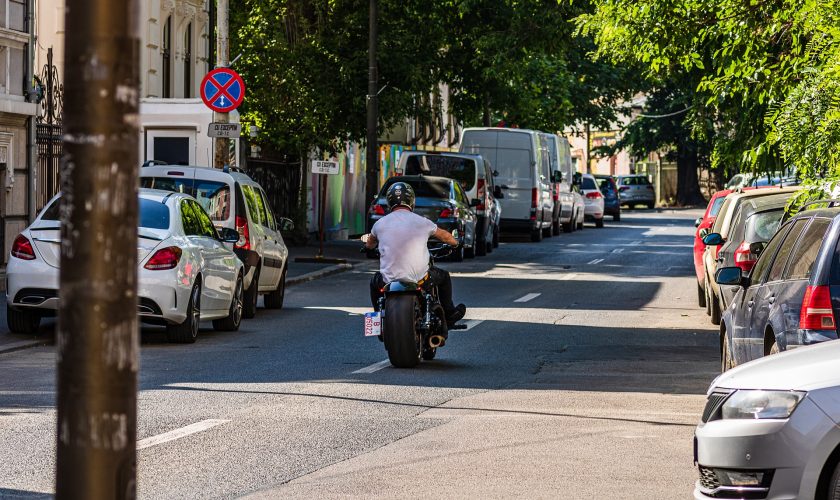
(747, 300), (754, 308)
(768, 296), (776, 304)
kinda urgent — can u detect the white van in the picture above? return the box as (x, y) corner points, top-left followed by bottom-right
(542, 133), (580, 233)
(459, 128), (554, 242)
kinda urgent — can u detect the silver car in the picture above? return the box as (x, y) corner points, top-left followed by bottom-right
(616, 174), (655, 209)
(694, 340), (840, 499)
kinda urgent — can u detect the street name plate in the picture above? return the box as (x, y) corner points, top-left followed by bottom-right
(311, 160), (340, 175)
(208, 123), (242, 138)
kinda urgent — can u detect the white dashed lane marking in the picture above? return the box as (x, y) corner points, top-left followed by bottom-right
(352, 359), (391, 374)
(587, 258), (605, 265)
(514, 293), (541, 303)
(137, 419), (229, 451)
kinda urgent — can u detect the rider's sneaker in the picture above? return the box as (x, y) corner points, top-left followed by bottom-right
(446, 304), (466, 327)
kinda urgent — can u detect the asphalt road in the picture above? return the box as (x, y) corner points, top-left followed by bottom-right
(0, 209), (718, 499)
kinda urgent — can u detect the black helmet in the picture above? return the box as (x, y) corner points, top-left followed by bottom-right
(385, 182), (415, 211)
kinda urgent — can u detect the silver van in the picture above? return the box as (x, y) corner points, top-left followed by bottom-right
(543, 133), (580, 233)
(459, 128), (554, 242)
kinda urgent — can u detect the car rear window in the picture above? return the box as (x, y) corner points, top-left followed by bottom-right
(745, 209), (784, 243)
(40, 196), (169, 229)
(785, 218), (831, 281)
(403, 155), (476, 191)
(596, 177), (616, 192)
(581, 177), (597, 190)
(141, 177), (231, 222)
(620, 176), (651, 186)
(382, 178), (450, 199)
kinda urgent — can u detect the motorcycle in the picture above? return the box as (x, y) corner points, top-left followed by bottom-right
(362, 242), (466, 368)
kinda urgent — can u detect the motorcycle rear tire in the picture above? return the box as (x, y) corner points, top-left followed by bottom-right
(384, 294), (421, 368)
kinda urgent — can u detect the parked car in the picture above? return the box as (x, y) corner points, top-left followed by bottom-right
(399, 151), (502, 256)
(567, 183), (586, 232)
(542, 133), (576, 235)
(705, 191), (795, 309)
(616, 174), (655, 209)
(577, 173), (605, 228)
(694, 339), (840, 499)
(140, 164), (292, 318)
(694, 190), (733, 308)
(7, 190), (245, 342)
(716, 204), (840, 370)
(594, 174), (621, 222)
(701, 187), (798, 325)
(367, 175), (478, 261)
(460, 127), (554, 242)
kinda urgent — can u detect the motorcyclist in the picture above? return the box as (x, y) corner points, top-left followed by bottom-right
(364, 182), (466, 326)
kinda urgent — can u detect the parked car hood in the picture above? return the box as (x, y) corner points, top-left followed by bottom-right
(713, 340), (840, 392)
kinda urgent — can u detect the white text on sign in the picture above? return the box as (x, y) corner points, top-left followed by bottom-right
(311, 160), (340, 175)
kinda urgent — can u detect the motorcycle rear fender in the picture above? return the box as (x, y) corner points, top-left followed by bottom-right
(383, 281), (421, 293)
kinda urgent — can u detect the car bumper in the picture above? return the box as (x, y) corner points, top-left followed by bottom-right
(621, 194), (655, 204)
(693, 397), (836, 499)
(138, 268), (193, 325)
(6, 257), (59, 311)
(583, 201), (604, 219)
(500, 218), (538, 233)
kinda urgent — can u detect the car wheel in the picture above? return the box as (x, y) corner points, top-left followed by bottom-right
(710, 290), (722, 325)
(552, 217), (561, 236)
(476, 229), (487, 257)
(697, 281), (707, 308)
(465, 241), (476, 258)
(213, 273), (244, 332)
(264, 267), (287, 309)
(243, 266), (259, 319)
(828, 459), (840, 500)
(492, 226), (500, 248)
(613, 213), (621, 222)
(595, 218), (604, 228)
(450, 244), (464, 262)
(705, 283), (712, 316)
(577, 218), (584, 230)
(7, 305), (40, 334)
(646, 202), (655, 209)
(721, 330), (734, 372)
(562, 216), (573, 233)
(167, 280), (201, 344)
(769, 341), (780, 355)
(530, 226), (543, 242)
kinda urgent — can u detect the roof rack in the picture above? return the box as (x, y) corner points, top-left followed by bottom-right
(797, 199), (840, 212)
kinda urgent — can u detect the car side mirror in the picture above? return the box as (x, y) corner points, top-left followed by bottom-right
(470, 198), (481, 207)
(494, 186), (504, 199)
(703, 232), (724, 246)
(694, 217), (703, 227)
(219, 227), (240, 243)
(749, 241), (766, 256)
(493, 170), (499, 177)
(278, 217), (294, 232)
(716, 266), (749, 288)
(552, 170), (563, 183)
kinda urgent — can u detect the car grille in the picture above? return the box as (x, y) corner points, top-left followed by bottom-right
(698, 466), (719, 490)
(701, 391), (731, 423)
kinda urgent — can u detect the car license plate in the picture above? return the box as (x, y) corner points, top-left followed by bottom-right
(364, 312), (381, 337)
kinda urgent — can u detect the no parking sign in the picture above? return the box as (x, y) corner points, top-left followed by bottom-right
(200, 68), (245, 113)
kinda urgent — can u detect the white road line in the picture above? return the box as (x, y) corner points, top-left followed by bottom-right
(514, 293), (541, 303)
(587, 258), (605, 265)
(137, 419), (229, 451)
(352, 359), (391, 374)
(631, 240), (642, 245)
(612, 248), (624, 254)
(459, 319), (484, 331)
(560, 273), (578, 280)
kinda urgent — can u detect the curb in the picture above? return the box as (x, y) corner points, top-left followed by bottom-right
(0, 338), (50, 355)
(286, 263), (354, 287)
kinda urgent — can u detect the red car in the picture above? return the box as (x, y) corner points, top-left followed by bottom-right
(694, 190), (732, 307)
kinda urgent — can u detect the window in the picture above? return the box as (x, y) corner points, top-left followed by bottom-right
(1, 0), (26, 32)
(405, 155), (477, 191)
(766, 218), (809, 282)
(709, 196), (727, 217)
(581, 177), (597, 190)
(180, 199), (200, 235)
(750, 222), (792, 282)
(251, 187), (268, 227)
(183, 23), (192, 98)
(241, 185), (263, 225)
(161, 16), (172, 98)
(785, 219), (831, 280)
(259, 190), (276, 230)
(745, 209), (784, 243)
(141, 177), (231, 222)
(138, 199), (171, 230)
(191, 201), (218, 238)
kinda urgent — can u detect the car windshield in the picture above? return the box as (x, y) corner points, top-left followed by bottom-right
(382, 178), (450, 199)
(403, 155), (476, 191)
(745, 209), (784, 243)
(40, 196), (170, 230)
(140, 177), (231, 221)
(709, 196), (727, 217)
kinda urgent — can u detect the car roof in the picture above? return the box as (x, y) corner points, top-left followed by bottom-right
(792, 206), (840, 220)
(141, 164), (257, 184)
(402, 151), (483, 161)
(617, 174), (646, 177)
(138, 187), (191, 204)
(740, 191), (795, 211)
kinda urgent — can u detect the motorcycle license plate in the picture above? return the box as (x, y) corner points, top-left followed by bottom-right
(364, 312), (381, 337)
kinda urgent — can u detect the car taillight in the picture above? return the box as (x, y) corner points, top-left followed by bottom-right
(585, 191), (602, 199)
(800, 285), (836, 330)
(530, 187), (538, 220)
(476, 179), (487, 210)
(234, 215), (250, 250)
(734, 241), (757, 272)
(370, 204), (385, 216)
(439, 207), (458, 219)
(11, 235), (35, 260)
(144, 246), (182, 270)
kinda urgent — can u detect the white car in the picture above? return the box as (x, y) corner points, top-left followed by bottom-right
(7, 189), (245, 343)
(694, 340), (840, 499)
(578, 173), (605, 228)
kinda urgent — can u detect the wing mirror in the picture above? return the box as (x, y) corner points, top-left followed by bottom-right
(493, 185), (504, 199)
(694, 217), (703, 227)
(716, 266), (749, 288)
(278, 217), (295, 232)
(218, 227), (240, 243)
(749, 241), (766, 256)
(702, 232), (724, 246)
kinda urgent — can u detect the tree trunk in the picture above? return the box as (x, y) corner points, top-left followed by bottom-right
(676, 139), (706, 206)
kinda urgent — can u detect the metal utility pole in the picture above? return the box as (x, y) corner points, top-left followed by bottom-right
(213, 0), (229, 168)
(56, 0), (140, 498)
(365, 0), (379, 206)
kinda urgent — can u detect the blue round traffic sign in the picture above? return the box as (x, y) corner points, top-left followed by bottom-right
(200, 68), (245, 113)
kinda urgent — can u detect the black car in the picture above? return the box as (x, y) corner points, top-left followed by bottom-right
(594, 175), (621, 221)
(366, 175), (478, 261)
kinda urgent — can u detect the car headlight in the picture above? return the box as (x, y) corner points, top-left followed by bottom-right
(721, 390), (805, 419)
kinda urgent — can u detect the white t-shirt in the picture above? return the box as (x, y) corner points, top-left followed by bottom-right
(371, 209), (438, 283)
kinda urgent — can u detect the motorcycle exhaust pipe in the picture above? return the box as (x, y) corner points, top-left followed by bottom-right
(428, 335), (446, 348)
